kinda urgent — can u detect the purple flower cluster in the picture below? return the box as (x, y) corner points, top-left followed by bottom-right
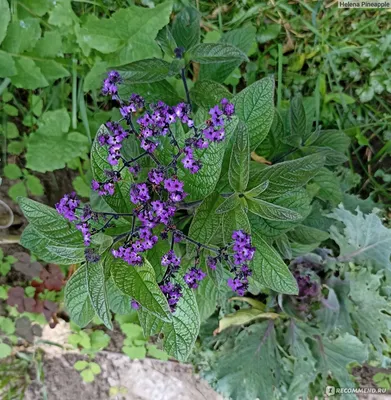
(227, 230), (255, 296)
(294, 271), (321, 300)
(160, 282), (183, 312)
(184, 268), (206, 289)
(120, 94), (145, 118)
(56, 192), (79, 222)
(102, 70), (121, 97)
(201, 99), (234, 143)
(98, 122), (129, 166)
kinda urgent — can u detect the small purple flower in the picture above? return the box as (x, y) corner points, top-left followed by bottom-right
(128, 163), (141, 177)
(76, 222), (91, 246)
(183, 267), (206, 289)
(131, 300), (140, 310)
(102, 70), (121, 97)
(55, 192), (80, 222)
(112, 246), (143, 266)
(161, 250), (181, 273)
(160, 281), (183, 312)
(130, 183), (150, 204)
(207, 256), (217, 270)
(164, 178), (184, 193)
(148, 168), (165, 185)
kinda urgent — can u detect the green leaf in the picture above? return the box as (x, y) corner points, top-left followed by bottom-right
(178, 118), (238, 201)
(80, 369), (95, 383)
(18, 197), (84, 246)
(222, 206), (251, 244)
(139, 280), (200, 361)
(20, 224), (85, 264)
(10, 58), (48, 90)
(4, 122), (19, 139)
(7, 140), (25, 155)
(65, 264), (95, 328)
(74, 360), (88, 371)
(80, 3), (172, 66)
(123, 345), (146, 360)
(248, 189), (311, 238)
(117, 58), (171, 83)
(288, 224), (329, 245)
(172, 6), (200, 51)
(329, 206), (391, 270)
(311, 167), (342, 205)
(215, 193), (240, 214)
(72, 176), (90, 198)
(83, 60), (108, 92)
(4, 104), (18, 116)
(229, 122), (250, 193)
(0, 0), (10, 45)
(250, 229), (298, 294)
(189, 43), (248, 64)
(244, 180), (269, 198)
(35, 60), (70, 81)
(199, 26), (256, 83)
(91, 125), (134, 214)
(247, 197), (302, 221)
(4, 164), (22, 179)
(190, 80), (233, 110)
(0, 51), (16, 77)
(259, 109), (286, 159)
(195, 276), (218, 321)
(86, 261), (113, 330)
(26, 175), (44, 196)
(106, 277), (132, 315)
(33, 30), (62, 58)
(257, 24), (281, 43)
(2, 18), (41, 53)
(48, 0), (78, 27)
(232, 77), (275, 150)
(111, 256), (171, 322)
(247, 154), (325, 199)
(0, 343), (12, 359)
(187, 192), (223, 253)
(156, 26), (177, 58)
(211, 322), (280, 400)
(26, 109), (89, 172)
(289, 94), (306, 146)
(17, 0), (50, 17)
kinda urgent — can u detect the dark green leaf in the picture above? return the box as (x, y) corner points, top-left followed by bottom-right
(244, 180), (269, 198)
(0, 51), (16, 77)
(215, 193), (240, 214)
(229, 122), (250, 192)
(190, 80), (233, 110)
(65, 264), (95, 328)
(111, 256), (171, 322)
(86, 261), (113, 330)
(172, 6), (200, 51)
(289, 94), (306, 146)
(232, 77), (275, 150)
(117, 58), (171, 83)
(0, 0), (10, 45)
(188, 43), (248, 64)
(311, 167), (342, 205)
(222, 206), (251, 244)
(247, 197), (302, 221)
(106, 277), (133, 315)
(156, 26), (177, 57)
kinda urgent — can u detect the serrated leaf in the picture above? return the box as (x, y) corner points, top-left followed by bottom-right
(65, 265), (95, 328)
(244, 180), (269, 198)
(106, 277), (132, 315)
(20, 224), (85, 264)
(247, 197), (302, 221)
(111, 256), (171, 322)
(190, 80), (233, 110)
(117, 58), (171, 83)
(172, 6), (200, 51)
(329, 206), (391, 270)
(18, 197), (84, 246)
(248, 154), (325, 199)
(229, 121), (250, 192)
(289, 94), (306, 146)
(222, 206), (251, 244)
(189, 43), (248, 64)
(86, 261), (113, 330)
(187, 192), (223, 253)
(139, 280), (200, 361)
(91, 125), (134, 214)
(232, 77), (275, 150)
(215, 193), (240, 214)
(250, 229), (298, 294)
(248, 189), (311, 238)
(178, 118), (238, 201)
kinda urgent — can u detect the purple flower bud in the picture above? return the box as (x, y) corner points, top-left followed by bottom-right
(131, 300), (140, 310)
(55, 192), (80, 222)
(183, 267), (206, 289)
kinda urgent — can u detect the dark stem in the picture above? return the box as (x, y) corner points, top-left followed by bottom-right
(273, 147), (300, 163)
(175, 230), (219, 253)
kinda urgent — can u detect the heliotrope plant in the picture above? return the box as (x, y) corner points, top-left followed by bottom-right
(55, 73), (255, 313)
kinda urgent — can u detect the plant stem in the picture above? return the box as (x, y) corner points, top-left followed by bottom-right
(181, 68), (192, 108)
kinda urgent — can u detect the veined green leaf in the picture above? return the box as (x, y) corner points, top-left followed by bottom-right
(215, 193), (241, 214)
(190, 80), (233, 110)
(244, 180), (269, 198)
(222, 206), (251, 244)
(232, 77), (275, 150)
(229, 121), (250, 193)
(139, 279), (200, 361)
(86, 260), (113, 330)
(65, 265), (95, 328)
(156, 26), (177, 58)
(172, 6), (200, 51)
(18, 197), (83, 246)
(289, 94), (306, 146)
(106, 277), (133, 315)
(247, 197), (302, 221)
(248, 154), (325, 199)
(111, 256), (171, 322)
(117, 58), (171, 83)
(250, 230), (298, 294)
(188, 43), (248, 64)
(0, 0), (10, 45)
